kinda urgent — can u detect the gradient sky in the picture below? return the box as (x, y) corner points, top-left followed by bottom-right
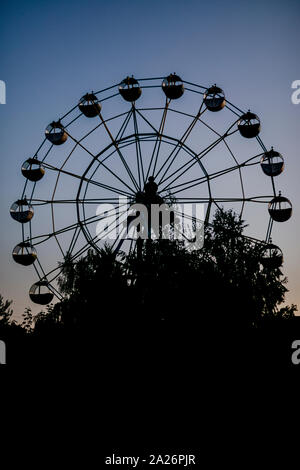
(0, 0), (299, 321)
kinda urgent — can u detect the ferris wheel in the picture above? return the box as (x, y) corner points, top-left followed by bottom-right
(10, 74), (292, 305)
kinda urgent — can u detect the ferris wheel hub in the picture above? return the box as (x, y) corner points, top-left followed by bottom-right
(134, 178), (163, 206)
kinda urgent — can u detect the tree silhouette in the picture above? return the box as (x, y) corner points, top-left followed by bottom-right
(1, 209), (297, 364)
(0, 294), (25, 347)
(39, 208), (296, 335)
(0, 294), (13, 326)
(198, 209), (297, 325)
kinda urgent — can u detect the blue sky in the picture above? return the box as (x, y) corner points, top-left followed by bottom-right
(0, 0), (299, 320)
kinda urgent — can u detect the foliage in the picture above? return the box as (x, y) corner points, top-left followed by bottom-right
(2, 210), (297, 340)
(0, 294), (13, 325)
(48, 209), (297, 330)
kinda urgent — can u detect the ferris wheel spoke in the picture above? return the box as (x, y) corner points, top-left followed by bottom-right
(43, 162), (134, 197)
(80, 198), (146, 255)
(79, 109), (135, 221)
(145, 98), (170, 180)
(203, 196), (272, 204)
(90, 160), (137, 195)
(48, 161), (65, 257)
(159, 118), (241, 190)
(110, 226), (129, 252)
(51, 205), (65, 257)
(222, 139), (247, 216)
(28, 205), (121, 246)
(198, 118), (223, 138)
(91, 206), (129, 243)
(41, 261), (76, 287)
(256, 135), (267, 153)
(39, 142), (55, 163)
(265, 216), (274, 243)
(87, 132), (174, 195)
(79, 202), (129, 228)
(63, 129), (97, 159)
(134, 108), (161, 135)
(159, 134), (225, 193)
(48, 142), (80, 231)
(66, 225), (81, 255)
(29, 224), (80, 246)
(161, 161), (248, 196)
(245, 196), (273, 202)
(46, 211), (127, 283)
(132, 104), (145, 188)
(30, 198), (126, 205)
(67, 109), (132, 146)
(212, 199), (223, 212)
(80, 140), (137, 204)
(29, 202), (129, 253)
(76, 214), (127, 261)
(199, 116), (239, 138)
(98, 111), (140, 192)
(116, 108), (133, 140)
(155, 106), (206, 182)
(62, 126), (138, 195)
(30, 253), (46, 280)
(34, 137), (47, 156)
(35, 256), (50, 280)
(77, 204), (130, 256)
(63, 113), (83, 129)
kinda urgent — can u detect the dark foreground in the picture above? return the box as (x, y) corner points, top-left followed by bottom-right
(3, 316), (300, 367)
(1, 317), (299, 466)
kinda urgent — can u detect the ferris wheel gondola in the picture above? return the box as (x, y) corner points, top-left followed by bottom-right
(78, 93), (101, 117)
(260, 148), (284, 177)
(162, 74), (184, 100)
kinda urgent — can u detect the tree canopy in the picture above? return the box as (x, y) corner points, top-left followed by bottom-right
(0, 209), (297, 344)
(0, 209), (298, 366)
(29, 209), (297, 336)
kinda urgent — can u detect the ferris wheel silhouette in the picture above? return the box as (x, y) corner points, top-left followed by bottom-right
(10, 74), (292, 305)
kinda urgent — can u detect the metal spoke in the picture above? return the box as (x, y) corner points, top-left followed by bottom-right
(158, 119), (238, 190)
(63, 128), (138, 194)
(98, 111), (140, 191)
(132, 104), (145, 188)
(43, 162), (134, 198)
(80, 108), (134, 225)
(31, 198), (125, 205)
(155, 105), (206, 182)
(159, 135), (224, 194)
(145, 98), (170, 180)
(160, 154), (263, 196)
(29, 202), (128, 245)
